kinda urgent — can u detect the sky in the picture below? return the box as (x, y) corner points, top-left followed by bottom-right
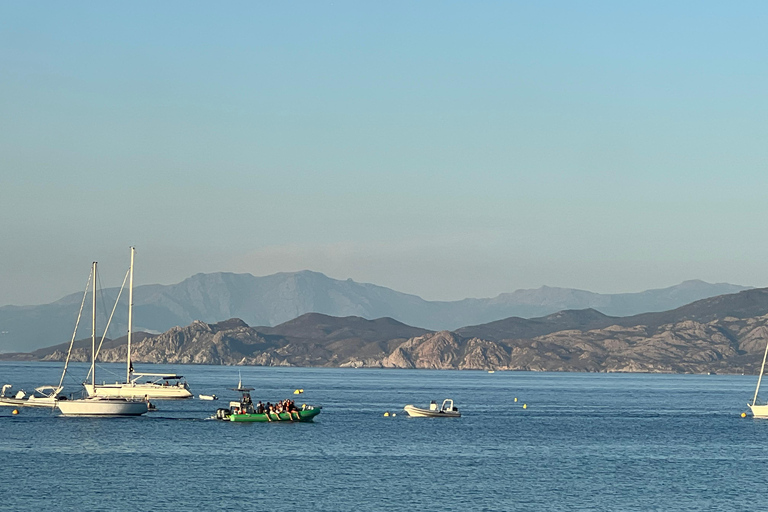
(1, 1), (767, 306)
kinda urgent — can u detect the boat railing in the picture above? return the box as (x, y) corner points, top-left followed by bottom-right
(130, 374), (187, 386)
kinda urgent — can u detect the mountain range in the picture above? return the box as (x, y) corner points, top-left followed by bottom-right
(12, 287), (768, 374)
(0, 270), (749, 353)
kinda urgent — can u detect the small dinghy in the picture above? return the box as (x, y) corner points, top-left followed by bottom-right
(404, 399), (461, 418)
(198, 394), (218, 401)
(0, 385), (63, 408)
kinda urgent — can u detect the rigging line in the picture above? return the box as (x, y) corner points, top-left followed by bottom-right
(87, 267), (129, 381)
(97, 268), (111, 336)
(93, 363), (124, 380)
(57, 267), (93, 392)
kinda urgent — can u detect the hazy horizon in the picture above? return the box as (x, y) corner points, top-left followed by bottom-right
(0, 267), (752, 309)
(2, 2), (767, 306)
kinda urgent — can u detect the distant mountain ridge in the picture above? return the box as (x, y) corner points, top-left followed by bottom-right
(16, 287), (768, 374)
(0, 270), (750, 352)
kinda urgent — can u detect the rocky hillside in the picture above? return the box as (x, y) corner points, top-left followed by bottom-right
(0, 270), (749, 353)
(23, 288), (768, 373)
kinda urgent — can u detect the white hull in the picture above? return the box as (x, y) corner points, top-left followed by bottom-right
(0, 397), (57, 408)
(404, 405), (461, 418)
(0, 386), (61, 408)
(84, 383), (192, 400)
(749, 403), (768, 418)
(57, 397), (148, 416)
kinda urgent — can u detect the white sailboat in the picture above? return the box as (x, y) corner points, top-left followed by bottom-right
(56, 261), (148, 417)
(748, 332), (768, 417)
(83, 247), (192, 400)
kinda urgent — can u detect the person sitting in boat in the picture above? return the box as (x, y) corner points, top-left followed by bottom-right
(284, 400), (297, 419)
(256, 401), (264, 414)
(287, 400), (300, 420)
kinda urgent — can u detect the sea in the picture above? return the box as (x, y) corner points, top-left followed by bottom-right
(0, 361), (765, 511)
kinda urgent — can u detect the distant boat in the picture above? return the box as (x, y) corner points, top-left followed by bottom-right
(488, 370), (495, 374)
(84, 248), (192, 400)
(55, 261), (148, 417)
(748, 332), (768, 418)
(404, 399), (461, 418)
(199, 394), (218, 401)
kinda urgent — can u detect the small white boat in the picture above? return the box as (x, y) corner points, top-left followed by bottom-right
(0, 385), (63, 408)
(404, 399), (461, 418)
(198, 394), (218, 401)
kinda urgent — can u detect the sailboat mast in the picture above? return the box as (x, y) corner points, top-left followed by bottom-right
(753, 330), (768, 405)
(127, 247), (134, 384)
(91, 261), (97, 388)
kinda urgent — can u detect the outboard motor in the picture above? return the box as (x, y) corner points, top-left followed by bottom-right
(215, 408), (230, 420)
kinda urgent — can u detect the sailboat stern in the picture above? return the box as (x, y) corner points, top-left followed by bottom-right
(748, 403), (768, 418)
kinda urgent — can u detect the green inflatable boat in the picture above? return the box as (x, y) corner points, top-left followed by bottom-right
(212, 378), (322, 423)
(227, 406), (321, 422)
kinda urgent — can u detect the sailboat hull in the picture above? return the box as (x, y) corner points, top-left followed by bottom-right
(749, 403), (768, 418)
(57, 398), (148, 416)
(84, 383), (192, 400)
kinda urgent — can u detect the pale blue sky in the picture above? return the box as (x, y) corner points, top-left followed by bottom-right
(1, 1), (767, 305)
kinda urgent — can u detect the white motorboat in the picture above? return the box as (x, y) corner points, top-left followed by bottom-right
(55, 261), (148, 417)
(749, 333), (768, 418)
(0, 385), (63, 408)
(404, 399), (461, 418)
(199, 394), (218, 401)
(85, 248), (192, 400)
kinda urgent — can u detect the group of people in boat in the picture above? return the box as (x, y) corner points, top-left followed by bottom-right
(251, 399), (301, 421)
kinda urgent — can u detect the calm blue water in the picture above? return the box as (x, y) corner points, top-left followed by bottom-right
(0, 361), (765, 511)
